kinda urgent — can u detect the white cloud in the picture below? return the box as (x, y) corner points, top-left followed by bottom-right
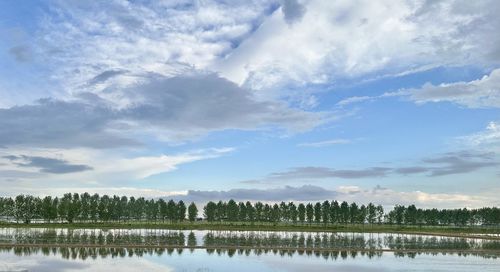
(298, 138), (352, 147)
(459, 121), (500, 146)
(174, 185), (497, 208)
(408, 68), (500, 108)
(0, 147), (234, 186)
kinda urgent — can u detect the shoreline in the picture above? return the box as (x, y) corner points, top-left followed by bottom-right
(1, 222), (500, 240)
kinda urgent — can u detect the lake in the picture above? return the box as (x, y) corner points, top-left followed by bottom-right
(0, 228), (498, 271)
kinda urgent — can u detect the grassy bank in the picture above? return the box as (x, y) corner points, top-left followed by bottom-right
(1, 221), (499, 238)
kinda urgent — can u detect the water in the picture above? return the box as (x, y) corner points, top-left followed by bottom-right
(0, 228), (498, 271)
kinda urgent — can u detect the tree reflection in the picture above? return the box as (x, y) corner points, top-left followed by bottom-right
(0, 228), (498, 260)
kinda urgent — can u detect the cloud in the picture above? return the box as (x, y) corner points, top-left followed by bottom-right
(298, 138), (352, 147)
(336, 96), (374, 107)
(406, 68), (500, 108)
(0, 73), (325, 149)
(421, 151), (498, 176)
(9, 45), (32, 62)
(216, 0), (500, 90)
(179, 185), (338, 202)
(281, 0), (306, 24)
(3, 155), (92, 174)
(459, 121), (500, 146)
(171, 184), (495, 208)
(243, 151), (499, 183)
(88, 69), (129, 85)
(0, 147), (235, 185)
(265, 166), (392, 181)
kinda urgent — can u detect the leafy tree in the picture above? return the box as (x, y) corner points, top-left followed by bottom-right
(288, 202), (297, 223)
(321, 201), (330, 224)
(246, 201), (255, 223)
(340, 201), (349, 224)
(297, 203), (306, 223)
(330, 200), (340, 224)
(314, 202), (322, 223)
(204, 201), (216, 222)
(306, 203), (314, 224)
(188, 202), (198, 222)
(227, 199), (239, 221)
(177, 200), (186, 221)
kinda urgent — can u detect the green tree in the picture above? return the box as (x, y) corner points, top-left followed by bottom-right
(288, 202), (297, 223)
(188, 202), (198, 222)
(306, 203), (314, 224)
(238, 202), (247, 221)
(227, 199), (239, 221)
(204, 201), (216, 222)
(298, 203), (306, 223)
(321, 201), (330, 224)
(177, 200), (186, 221)
(340, 201), (349, 224)
(330, 200), (340, 224)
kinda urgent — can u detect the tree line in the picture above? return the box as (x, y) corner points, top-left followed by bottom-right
(0, 193), (499, 226)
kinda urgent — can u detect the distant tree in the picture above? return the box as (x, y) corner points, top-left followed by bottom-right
(330, 200), (340, 224)
(288, 202), (297, 223)
(349, 202), (359, 224)
(254, 202), (263, 222)
(177, 200), (186, 221)
(298, 203), (306, 223)
(204, 201), (216, 222)
(367, 203), (376, 224)
(376, 205), (384, 224)
(188, 202), (198, 222)
(321, 201), (330, 224)
(166, 200), (177, 222)
(227, 199), (239, 221)
(158, 199), (167, 222)
(271, 204), (280, 223)
(306, 203), (314, 224)
(41, 196), (53, 223)
(238, 202), (247, 221)
(314, 202), (322, 223)
(246, 201), (255, 223)
(340, 201), (349, 224)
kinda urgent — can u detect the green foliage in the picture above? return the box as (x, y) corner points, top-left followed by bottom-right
(0, 193), (499, 228)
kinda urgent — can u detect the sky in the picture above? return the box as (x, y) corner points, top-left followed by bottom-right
(0, 0), (499, 208)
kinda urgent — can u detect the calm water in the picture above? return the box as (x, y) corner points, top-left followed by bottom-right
(0, 228), (498, 271)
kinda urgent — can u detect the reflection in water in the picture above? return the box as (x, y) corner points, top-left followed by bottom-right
(0, 228), (498, 261)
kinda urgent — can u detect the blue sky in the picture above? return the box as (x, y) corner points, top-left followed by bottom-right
(0, 0), (499, 208)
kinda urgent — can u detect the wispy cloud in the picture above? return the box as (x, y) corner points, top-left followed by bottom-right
(3, 155), (92, 174)
(242, 151), (499, 183)
(170, 185), (495, 209)
(458, 121), (500, 146)
(298, 138), (352, 147)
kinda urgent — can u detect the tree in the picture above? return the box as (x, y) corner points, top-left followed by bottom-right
(321, 201), (330, 224)
(227, 199), (239, 221)
(349, 202), (359, 224)
(288, 202), (297, 223)
(159, 199), (167, 222)
(188, 202), (198, 222)
(306, 203), (314, 224)
(177, 200), (186, 221)
(298, 203), (306, 223)
(367, 203), (376, 224)
(238, 202), (247, 221)
(255, 202), (263, 222)
(340, 201), (349, 224)
(246, 201), (255, 223)
(330, 200), (340, 224)
(166, 200), (177, 222)
(41, 196), (53, 223)
(204, 201), (216, 222)
(314, 202), (322, 223)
